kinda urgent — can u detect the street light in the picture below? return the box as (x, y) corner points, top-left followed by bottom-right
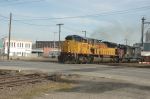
(82, 31), (86, 38)
(56, 24), (64, 49)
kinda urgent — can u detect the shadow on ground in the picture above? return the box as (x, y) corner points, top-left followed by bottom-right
(57, 79), (150, 94)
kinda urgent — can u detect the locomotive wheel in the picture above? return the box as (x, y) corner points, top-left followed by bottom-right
(87, 56), (94, 64)
(114, 56), (119, 63)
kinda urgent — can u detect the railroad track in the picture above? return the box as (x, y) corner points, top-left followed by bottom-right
(0, 74), (47, 89)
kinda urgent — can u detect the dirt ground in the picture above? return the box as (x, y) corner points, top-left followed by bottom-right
(34, 74), (150, 99)
(0, 70), (150, 99)
(0, 70), (74, 99)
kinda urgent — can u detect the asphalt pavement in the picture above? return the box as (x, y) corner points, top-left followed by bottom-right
(0, 61), (150, 85)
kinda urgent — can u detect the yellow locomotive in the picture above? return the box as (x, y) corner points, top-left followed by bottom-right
(58, 35), (118, 63)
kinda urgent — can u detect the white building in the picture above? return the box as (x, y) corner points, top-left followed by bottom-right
(3, 38), (32, 57)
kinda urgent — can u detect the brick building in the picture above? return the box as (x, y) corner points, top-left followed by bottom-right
(35, 41), (63, 57)
(36, 41), (63, 48)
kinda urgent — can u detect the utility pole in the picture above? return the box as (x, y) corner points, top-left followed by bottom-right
(53, 32), (57, 49)
(125, 38), (128, 46)
(141, 17), (145, 46)
(7, 13), (12, 60)
(56, 24), (64, 49)
(82, 31), (86, 38)
(141, 17), (150, 47)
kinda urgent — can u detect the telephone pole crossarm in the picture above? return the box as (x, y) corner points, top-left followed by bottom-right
(144, 22), (150, 24)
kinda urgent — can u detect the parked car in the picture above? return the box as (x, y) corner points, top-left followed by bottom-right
(49, 51), (60, 58)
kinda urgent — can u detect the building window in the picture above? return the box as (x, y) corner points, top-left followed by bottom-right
(14, 42), (15, 47)
(25, 44), (27, 48)
(20, 43), (21, 48)
(17, 43), (19, 47)
(11, 42), (13, 47)
(29, 44), (30, 48)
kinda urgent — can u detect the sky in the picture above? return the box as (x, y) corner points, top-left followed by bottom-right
(0, 0), (150, 45)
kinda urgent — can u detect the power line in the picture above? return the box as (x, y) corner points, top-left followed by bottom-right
(62, 26), (80, 33)
(0, 0), (18, 3)
(0, 5), (150, 27)
(62, 27), (80, 36)
(0, 15), (55, 27)
(0, 0), (44, 6)
(0, 14), (9, 20)
(13, 20), (55, 27)
(0, 34), (7, 38)
(11, 5), (150, 21)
